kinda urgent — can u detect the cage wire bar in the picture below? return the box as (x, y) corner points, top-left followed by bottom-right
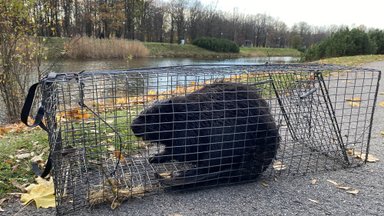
(35, 64), (380, 214)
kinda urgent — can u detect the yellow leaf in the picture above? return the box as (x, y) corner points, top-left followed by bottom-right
(345, 97), (361, 102)
(347, 101), (360, 107)
(20, 177), (55, 208)
(379, 101), (384, 107)
(380, 131), (384, 136)
(147, 90), (157, 95)
(311, 179), (317, 185)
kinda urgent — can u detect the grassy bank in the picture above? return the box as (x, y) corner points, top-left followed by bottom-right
(315, 55), (384, 66)
(240, 47), (301, 57)
(43, 37), (302, 59)
(144, 42), (301, 58)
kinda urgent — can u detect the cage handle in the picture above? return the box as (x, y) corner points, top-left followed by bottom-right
(20, 82), (52, 178)
(21, 83), (48, 131)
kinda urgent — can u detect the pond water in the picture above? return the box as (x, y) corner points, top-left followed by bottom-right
(0, 56), (298, 124)
(44, 56), (298, 73)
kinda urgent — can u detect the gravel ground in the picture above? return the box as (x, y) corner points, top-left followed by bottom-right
(2, 62), (384, 216)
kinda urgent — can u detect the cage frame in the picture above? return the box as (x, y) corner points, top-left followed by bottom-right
(24, 64), (381, 215)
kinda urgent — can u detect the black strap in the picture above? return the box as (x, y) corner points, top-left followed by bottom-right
(21, 83), (48, 131)
(20, 83), (52, 178)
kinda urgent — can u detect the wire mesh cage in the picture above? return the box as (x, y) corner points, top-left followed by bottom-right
(32, 64), (380, 214)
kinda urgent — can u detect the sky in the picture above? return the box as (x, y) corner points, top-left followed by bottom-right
(206, 0), (384, 29)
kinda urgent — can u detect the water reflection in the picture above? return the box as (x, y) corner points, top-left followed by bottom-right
(44, 56), (298, 73)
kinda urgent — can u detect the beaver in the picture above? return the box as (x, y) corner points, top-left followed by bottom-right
(131, 81), (280, 187)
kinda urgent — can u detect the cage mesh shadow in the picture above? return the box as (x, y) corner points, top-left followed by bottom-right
(36, 64), (380, 215)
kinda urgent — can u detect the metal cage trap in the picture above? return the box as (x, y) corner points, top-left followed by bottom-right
(22, 64), (381, 214)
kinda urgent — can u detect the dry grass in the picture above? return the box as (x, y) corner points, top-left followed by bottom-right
(315, 55), (384, 66)
(65, 37), (149, 59)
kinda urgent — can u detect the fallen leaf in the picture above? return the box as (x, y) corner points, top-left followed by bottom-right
(20, 177), (55, 208)
(0, 198), (6, 212)
(106, 132), (115, 137)
(365, 154), (380, 163)
(346, 189), (359, 195)
(31, 152), (44, 163)
(308, 198), (319, 204)
(380, 131), (384, 136)
(311, 179), (317, 185)
(0, 127), (11, 136)
(380, 102), (384, 107)
(327, 179), (359, 195)
(273, 160), (287, 171)
(336, 185), (351, 190)
(4, 159), (13, 165)
(113, 150), (125, 160)
(347, 101), (360, 107)
(261, 182), (269, 187)
(16, 153), (33, 160)
(147, 90), (157, 95)
(346, 97), (361, 102)
(158, 172), (172, 179)
(107, 145), (115, 151)
(327, 179), (339, 186)
(348, 150), (379, 163)
(12, 164), (19, 172)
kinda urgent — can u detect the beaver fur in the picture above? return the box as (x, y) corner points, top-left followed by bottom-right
(131, 82), (280, 186)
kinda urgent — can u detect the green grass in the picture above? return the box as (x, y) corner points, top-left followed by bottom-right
(314, 55), (384, 66)
(0, 108), (144, 198)
(0, 128), (48, 197)
(240, 47), (302, 57)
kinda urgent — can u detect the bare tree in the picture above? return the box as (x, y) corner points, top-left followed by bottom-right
(0, 0), (44, 123)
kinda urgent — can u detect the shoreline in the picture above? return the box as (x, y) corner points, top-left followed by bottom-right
(43, 37), (302, 60)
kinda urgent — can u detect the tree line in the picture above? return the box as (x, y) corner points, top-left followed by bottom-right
(304, 28), (384, 61)
(30, 0), (352, 49)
